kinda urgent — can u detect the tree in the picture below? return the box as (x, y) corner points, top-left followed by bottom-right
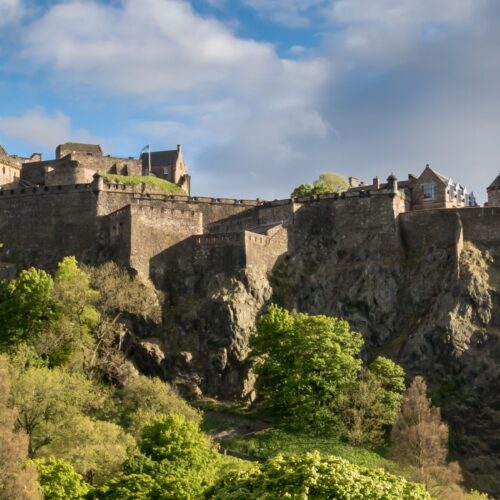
(342, 357), (405, 447)
(43, 415), (136, 485)
(342, 371), (388, 447)
(34, 457), (89, 500)
(390, 376), (462, 489)
(83, 261), (162, 382)
(0, 267), (55, 352)
(127, 414), (220, 498)
(118, 375), (201, 436)
(251, 305), (363, 430)
(291, 172), (348, 198)
(207, 451), (431, 499)
(314, 171), (349, 193)
(369, 356), (405, 425)
(0, 357), (40, 500)
(9, 366), (98, 456)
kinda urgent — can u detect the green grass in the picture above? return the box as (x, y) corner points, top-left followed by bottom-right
(102, 174), (184, 194)
(222, 428), (396, 471)
(193, 399), (257, 418)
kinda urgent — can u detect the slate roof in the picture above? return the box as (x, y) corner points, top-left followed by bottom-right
(58, 143), (102, 155)
(488, 174), (500, 189)
(141, 150), (179, 168)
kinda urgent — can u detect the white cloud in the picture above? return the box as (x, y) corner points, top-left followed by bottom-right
(0, 0), (22, 26)
(10, 0), (500, 200)
(0, 108), (97, 150)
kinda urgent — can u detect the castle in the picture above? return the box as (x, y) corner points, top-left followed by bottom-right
(0, 141), (499, 283)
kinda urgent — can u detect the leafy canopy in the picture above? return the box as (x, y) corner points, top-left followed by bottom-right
(291, 171), (348, 198)
(34, 457), (89, 500)
(251, 305), (363, 430)
(208, 451), (431, 499)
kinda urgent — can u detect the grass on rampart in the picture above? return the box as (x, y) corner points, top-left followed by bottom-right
(102, 174), (184, 194)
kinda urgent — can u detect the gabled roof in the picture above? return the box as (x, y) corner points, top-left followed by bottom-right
(0, 145), (7, 157)
(488, 174), (500, 189)
(421, 165), (449, 184)
(58, 143), (102, 155)
(141, 150), (179, 168)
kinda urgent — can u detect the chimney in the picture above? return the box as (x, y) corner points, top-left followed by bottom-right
(372, 176), (380, 189)
(349, 176), (360, 188)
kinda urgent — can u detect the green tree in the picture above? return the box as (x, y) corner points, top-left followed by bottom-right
(9, 366), (98, 456)
(42, 415), (136, 485)
(207, 451), (431, 499)
(118, 375), (201, 436)
(123, 414), (220, 498)
(0, 268), (55, 352)
(369, 356), (405, 425)
(314, 171), (349, 193)
(291, 172), (348, 198)
(34, 457), (89, 500)
(251, 305), (363, 430)
(89, 473), (159, 500)
(342, 358), (405, 447)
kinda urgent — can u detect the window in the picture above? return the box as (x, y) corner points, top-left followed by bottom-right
(163, 167), (169, 175)
(422, 183), (436, 200)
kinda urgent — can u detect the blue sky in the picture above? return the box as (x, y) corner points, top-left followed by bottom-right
(1, 0), (499, 200)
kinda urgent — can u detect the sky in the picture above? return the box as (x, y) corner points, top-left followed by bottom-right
(0, 0), (499, 200)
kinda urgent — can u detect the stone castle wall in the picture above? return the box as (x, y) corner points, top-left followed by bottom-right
(0, 179), (498, 285)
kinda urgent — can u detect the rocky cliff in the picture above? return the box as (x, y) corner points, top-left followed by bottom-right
(125, 203), (500, 496)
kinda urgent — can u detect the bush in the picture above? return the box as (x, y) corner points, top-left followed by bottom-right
(35, 457), (89, 500)
(207, 451), (431, 499)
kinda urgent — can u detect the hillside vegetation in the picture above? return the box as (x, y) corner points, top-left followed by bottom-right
(0, 258), (490, 498)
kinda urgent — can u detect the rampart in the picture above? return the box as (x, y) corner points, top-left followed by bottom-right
(399, 207), (500, 252)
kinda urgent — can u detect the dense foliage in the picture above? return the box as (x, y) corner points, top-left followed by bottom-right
(0, 258), (486, 499)
(251, 305), (364, 430)
(208, 451), (431, 499)
(35, 457), (89, 500)
(251, 305), (405, 444)
(291, 172), (349, 198)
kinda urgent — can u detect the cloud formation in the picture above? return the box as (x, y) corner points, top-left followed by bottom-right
(0, 0), (22, 26)
(0, 108), (96, 150)
(4, 0), (500, 200)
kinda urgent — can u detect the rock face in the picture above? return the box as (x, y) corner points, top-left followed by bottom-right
(125, 199), (500, 496)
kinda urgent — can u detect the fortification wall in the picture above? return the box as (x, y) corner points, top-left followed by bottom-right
(245, 225), (288, 273)
(96, 184), (259, 227)
(400, 207), (500, 252)
(0, 184), (99, 268)
(194, 232), (246, 275)
(68, 153), (143, 177)
(129, 205), (203, 277)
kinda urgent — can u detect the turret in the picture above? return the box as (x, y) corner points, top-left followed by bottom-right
(387, 173), (398, 193)
(487, 173), (500, 206)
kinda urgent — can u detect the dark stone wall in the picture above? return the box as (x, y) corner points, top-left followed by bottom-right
(0, 185), (99, 269)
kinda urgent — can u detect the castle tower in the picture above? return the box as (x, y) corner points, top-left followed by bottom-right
(487, 174), (500, 206)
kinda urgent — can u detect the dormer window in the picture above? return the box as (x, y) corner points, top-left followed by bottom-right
(422, 183), (435, 200)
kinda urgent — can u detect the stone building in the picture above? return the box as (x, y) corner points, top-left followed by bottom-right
(349, 165), (476, 210)
(141, 144), (191, 195)
(0, 142), (191, 194)
(487, 174), (500, 207)
(0, 145), (22, 188)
